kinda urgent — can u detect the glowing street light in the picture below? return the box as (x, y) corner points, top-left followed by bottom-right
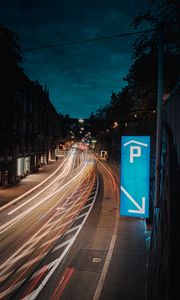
(113, 122), (118, 128)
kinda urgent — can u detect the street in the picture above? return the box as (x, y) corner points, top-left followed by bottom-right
(0, 146), (101, 299)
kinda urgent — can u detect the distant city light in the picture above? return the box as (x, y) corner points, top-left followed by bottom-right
(113, 122), (118, 128)
(78, 119), (84, 123)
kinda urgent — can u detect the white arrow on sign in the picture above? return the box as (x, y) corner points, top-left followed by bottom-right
(120, 185), (145, 214)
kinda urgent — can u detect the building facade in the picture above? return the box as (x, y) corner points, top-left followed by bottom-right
(0, 75), (61, 187)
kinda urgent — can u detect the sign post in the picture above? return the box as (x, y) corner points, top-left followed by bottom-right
(120, 136), (150, 218)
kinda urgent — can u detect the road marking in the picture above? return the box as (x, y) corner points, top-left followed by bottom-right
(93, 164), (119, 300)
(81, 203), (92, 210)
(52, 238), (73, 253)
(0, 169), (93, 279)
(93, 258), (102, 263)
(65, 225), (80, 235)
(22, 266), (48, 298)
(20, 176), (99, 300)
(76, 212), (88, 220)
(0, 167), (97, 298)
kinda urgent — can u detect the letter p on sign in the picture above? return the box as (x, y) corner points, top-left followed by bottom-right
(130, 146), (141, 163)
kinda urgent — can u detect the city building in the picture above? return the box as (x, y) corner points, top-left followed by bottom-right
(0, 75), (61, 187)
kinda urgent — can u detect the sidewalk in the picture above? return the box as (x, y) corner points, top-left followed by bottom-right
(100, 217), (146, 300)
(0, 158), (63, 207)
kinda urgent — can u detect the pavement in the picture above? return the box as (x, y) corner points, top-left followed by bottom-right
(0, 155), (147, 299)
(0, 158), (63, 207)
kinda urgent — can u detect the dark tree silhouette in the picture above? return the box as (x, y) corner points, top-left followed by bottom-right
(125, 0), (180, 125)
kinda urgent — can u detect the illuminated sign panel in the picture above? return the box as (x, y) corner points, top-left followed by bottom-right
(120, 136), (150, 218)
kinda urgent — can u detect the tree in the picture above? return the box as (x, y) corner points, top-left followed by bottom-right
(125, 0), (179, 126)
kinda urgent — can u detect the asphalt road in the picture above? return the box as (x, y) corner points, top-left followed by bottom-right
(50, 158), (119, 300)
(0, 146), (103, 300)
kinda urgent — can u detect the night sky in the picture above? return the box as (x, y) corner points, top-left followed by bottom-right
(0, 0), (150, 118)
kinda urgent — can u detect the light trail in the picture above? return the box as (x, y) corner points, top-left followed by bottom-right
(0, 160), (88, 234)
(0, 172), (97, 298)
(8, 153), (74, 215)
(50, 268), (75, 300)
(1, 171), (94, 275)
(0, 151), (72, 213)
(0, 149), (98, 299)
(0, 170), (89, 275)
(96, 156), (117, 192)
(20, 176), (99, 300)
(0, 176), (95, 297)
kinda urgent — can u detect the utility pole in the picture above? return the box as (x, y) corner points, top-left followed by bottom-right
(154, 26), (164, 207)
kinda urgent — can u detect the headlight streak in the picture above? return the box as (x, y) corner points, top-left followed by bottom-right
(22, 175), (99, 300)
(0, 173), (96, 299)
(0, 153), (97, 300)
(0, 163), (90, 276)
(0, 151), (72, 213)
(7, 154), (75, 216)
(0, 160), (88, 235)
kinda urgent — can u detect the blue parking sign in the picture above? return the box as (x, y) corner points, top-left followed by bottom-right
(120, 136), (150, 218)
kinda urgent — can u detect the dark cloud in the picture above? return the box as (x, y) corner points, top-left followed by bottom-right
(0, 0), (150, 118)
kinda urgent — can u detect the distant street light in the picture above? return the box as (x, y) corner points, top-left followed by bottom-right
(113, 122), (118, 128)
(78, 119), (84, 124)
